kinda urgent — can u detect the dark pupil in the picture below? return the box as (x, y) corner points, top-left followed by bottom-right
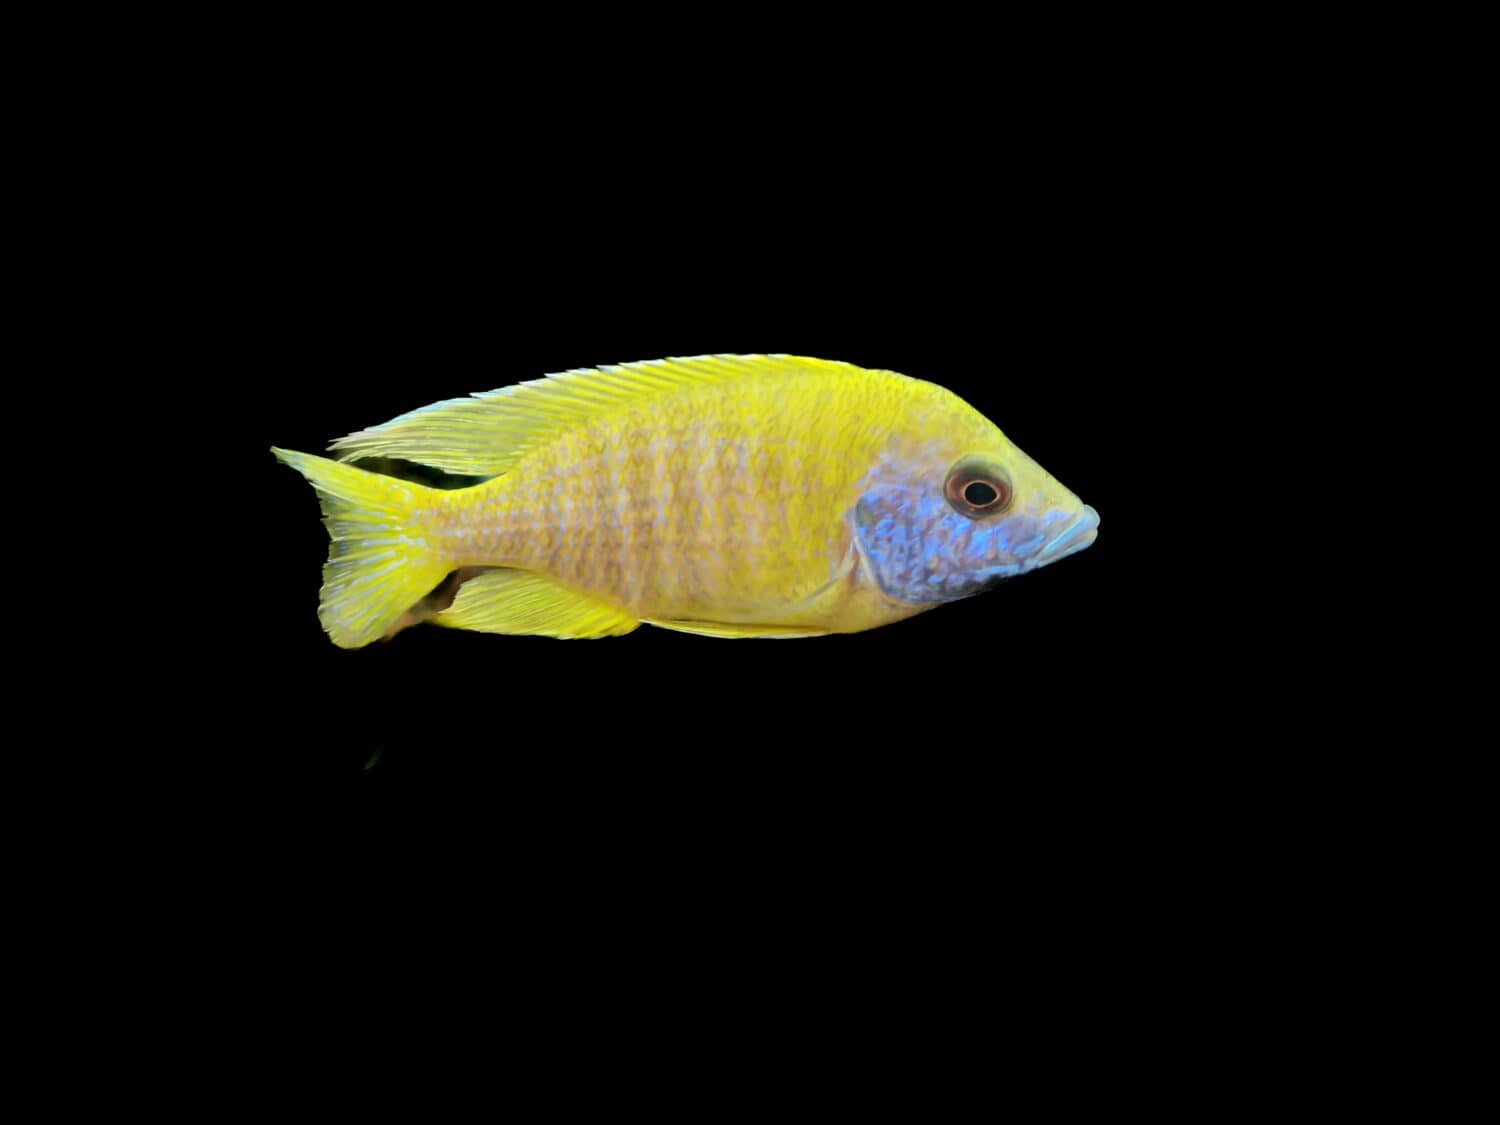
(964, 481), (999, 506)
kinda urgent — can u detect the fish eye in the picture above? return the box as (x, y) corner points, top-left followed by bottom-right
(964, 481), (998, 506)
(944, 458), (1013, 518)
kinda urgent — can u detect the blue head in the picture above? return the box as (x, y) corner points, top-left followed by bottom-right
(851, 384), (1099, 605)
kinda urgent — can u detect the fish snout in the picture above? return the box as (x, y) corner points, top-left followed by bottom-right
(1035, 504), (1099, 566)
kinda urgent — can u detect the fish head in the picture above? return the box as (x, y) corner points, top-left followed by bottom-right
(852, 385), (1099, 605)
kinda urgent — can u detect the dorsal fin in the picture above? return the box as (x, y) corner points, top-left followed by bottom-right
(328, 354), (871, 477)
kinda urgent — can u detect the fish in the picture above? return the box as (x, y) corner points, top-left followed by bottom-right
(272, 354), (1098, 646)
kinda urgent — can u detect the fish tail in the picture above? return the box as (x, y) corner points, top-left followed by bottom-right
(271, 448), (451, 648)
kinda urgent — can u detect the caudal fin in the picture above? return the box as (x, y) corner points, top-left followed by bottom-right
(271, 448), (449, 648)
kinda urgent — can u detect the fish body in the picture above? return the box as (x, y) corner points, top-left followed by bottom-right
(274, 355), (1098, 646)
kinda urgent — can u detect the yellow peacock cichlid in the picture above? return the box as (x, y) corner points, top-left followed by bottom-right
(273, 355), (1099, 646)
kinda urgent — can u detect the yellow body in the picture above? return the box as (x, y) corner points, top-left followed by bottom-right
(273, 355), (1096, 646)
(429, 359), (940, 633)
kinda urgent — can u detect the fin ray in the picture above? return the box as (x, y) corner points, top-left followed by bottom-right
(436, 569), (639, 639)
(328, 354), (870, 477)
(272, 448), (449, 648)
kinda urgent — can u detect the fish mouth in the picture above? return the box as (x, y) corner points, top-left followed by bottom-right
(1035, 504), (1100, 565)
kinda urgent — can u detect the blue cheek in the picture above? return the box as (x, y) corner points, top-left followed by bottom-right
(1009, 531), (1047, 557)
(858, 489), (1022, 603)
(972, 521), (1013, 559)
(855, 489), (926, 601)
(959, 523), (1029, 590)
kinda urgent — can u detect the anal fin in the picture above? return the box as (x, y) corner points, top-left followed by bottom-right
(435, 570), (639, 639)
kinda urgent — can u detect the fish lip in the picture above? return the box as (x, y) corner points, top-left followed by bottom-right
(1034, 504), (1100, 565)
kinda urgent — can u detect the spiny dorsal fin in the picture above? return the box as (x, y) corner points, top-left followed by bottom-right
(329, 354), (872, 477)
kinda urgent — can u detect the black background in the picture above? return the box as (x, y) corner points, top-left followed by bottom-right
(55, 17), (1382, 1084)
(68, 13), (1436, 1088)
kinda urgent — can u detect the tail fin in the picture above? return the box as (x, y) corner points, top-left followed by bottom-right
(271, 448), (450, 648)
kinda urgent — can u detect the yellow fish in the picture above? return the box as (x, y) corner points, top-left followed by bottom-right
(273, 354), (1098, 646)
